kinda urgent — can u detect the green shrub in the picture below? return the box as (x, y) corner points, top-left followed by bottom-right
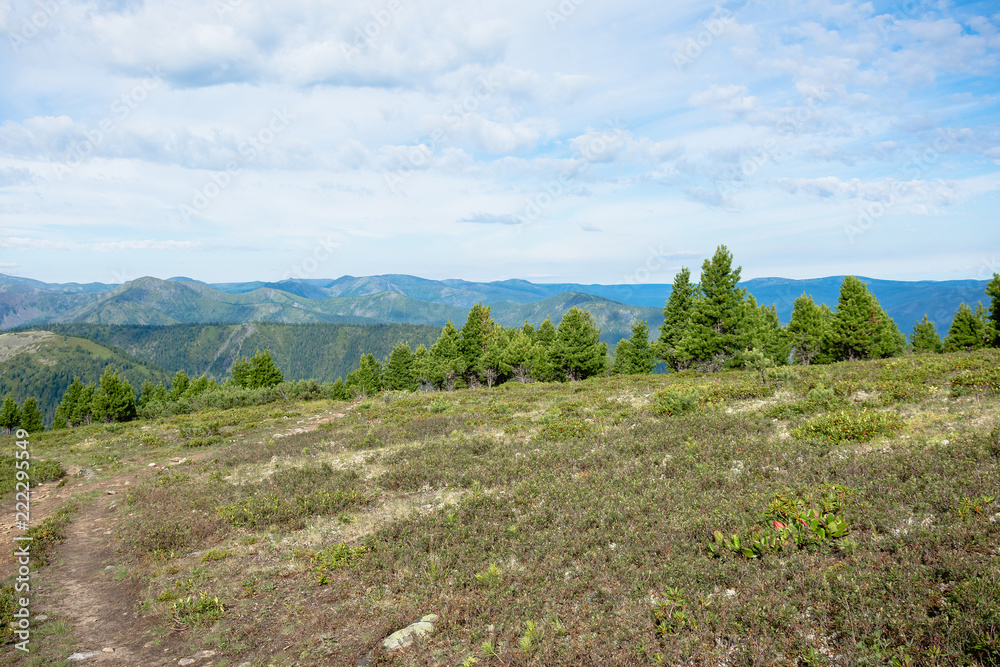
(537, 417), (591, 440)
(0, 457), (65, 496)
(16, 503), (75, 566)
(651, 389), (699, 417)
(793, 408), (904, 442)
(308, 542), (367, 584)
(171, 592), (225, 626)
(951, 368), (1000, 396)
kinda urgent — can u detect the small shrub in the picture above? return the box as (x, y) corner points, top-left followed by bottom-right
(793, 408), (904, 442)
(651, 390), (699, 417)
(537, 417), (591, 440)
(308, 542), (367, 584)
(200, 548), (229, 562)
(171, 592), (225, 627)
(0, 457), (65, 496)
(16, 503), (75, 566)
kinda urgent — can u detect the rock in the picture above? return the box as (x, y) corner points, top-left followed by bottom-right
(102, 647), (115, 653)
(383, 614), (439, 651)
(67, 652), (103, 662)
(34, 614), (48, 622)
(148, 463), (156, 467)
(179, 649), (216, 664)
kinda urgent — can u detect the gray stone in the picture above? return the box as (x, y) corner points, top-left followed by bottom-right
(67, 652), (103, 662)
(383, 614), (439, 651)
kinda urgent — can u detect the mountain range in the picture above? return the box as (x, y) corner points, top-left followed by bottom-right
(0, 273), (992, 341)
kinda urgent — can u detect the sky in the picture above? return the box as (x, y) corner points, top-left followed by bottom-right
(0, 0), (998, 286)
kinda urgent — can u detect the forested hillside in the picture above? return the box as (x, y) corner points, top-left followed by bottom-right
(32, 322), (444, 383)
(0, 331), (170, 421)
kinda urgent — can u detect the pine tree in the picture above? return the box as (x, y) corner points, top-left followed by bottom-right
(19, 398), (44, 433)
(412, 344), (432, 389)
(347, 354), (383, 397)
(827, 276), (905, 361)
(91, 368), (137, 423)
(231, 349), (284, 389)
(530, 316), (559, 381)
(656, 267), (696, 369)
(552, 307), (608, 381)
(743, 297), (790, 366)
(986, 273), (1000, 346)
(910, 315), (943, 354)
(383, 343), (417, 392)
(480, 326), (510, 388)
(502, 330), (536, 383)
(943, 303), (992, 352)
(459, 302), (496, 383)
(0, 394), (21, 435)
(169, 370), (190, 400)
(328, 377), (350, 400)
(675, 245), (750, 370)
(430, 321), (466, 391)
(610, 338), (633, 376)
(786, 293), (830, 365)
(54, 377), (91, 428)
(614, 320), (656, 375)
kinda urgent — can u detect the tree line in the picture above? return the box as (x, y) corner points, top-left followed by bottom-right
(34, 245), (1000, 431)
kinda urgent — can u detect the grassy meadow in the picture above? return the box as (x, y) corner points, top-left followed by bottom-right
(3, 349), (1000, 665)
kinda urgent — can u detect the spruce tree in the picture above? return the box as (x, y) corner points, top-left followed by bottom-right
(675, 245), (750, 370)
(616, 319), (656, 374)
(552, 307), (608, 381)
(827, 276), (905, 361)
(986, 273), (1000, 346)
(91, 369), (137, 423)
(19, 398), (44, 433)
(786, 293), (830, 365)
(328, 377), (350, 400)
(383, 343), (417, 392)
(943, 303), (992, 352)
(54, 377), (84, 429)
(744, 297), (790, 366)
(656, 267), (696, 369)
(910, 315), (943, 354)
(530, 316), (559, 381)
(412, 344), (431, 389)
(0, 394), (21, 435)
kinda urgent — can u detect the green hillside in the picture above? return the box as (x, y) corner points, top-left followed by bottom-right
(35, 322), (445, 382)
(1, 349), (997, 664)
(0, 330), (170, 422)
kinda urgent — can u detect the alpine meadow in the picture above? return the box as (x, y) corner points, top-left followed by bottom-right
(3, 0), (1000, 665)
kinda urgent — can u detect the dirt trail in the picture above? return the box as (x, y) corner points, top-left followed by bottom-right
(15, 403), (355, 664)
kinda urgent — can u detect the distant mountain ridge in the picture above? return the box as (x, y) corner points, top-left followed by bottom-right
(0, 273), (991, 338)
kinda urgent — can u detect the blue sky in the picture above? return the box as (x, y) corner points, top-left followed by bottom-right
(0, 0), (998, 285)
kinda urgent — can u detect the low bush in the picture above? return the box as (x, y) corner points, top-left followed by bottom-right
(793, 408), (904, 442)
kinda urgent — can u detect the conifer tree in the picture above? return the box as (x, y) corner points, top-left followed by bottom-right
(502, 330), (536, 383)
(346, 353), (383, 397)
(413, 344), (431, 390)
(459, 303), (496, 382)
(656, 267), (696, 369)
(552, 307), (608, 381)
(19, 397), (44, 434)
(986, 273), (1000, 346)
(430, 321), (466, 391)
(943, 303), (992, 352)
(827, 276), (905, 361)
(743, 297), (790, 366)
(479, 326), (510, 388)
(383, 343), (417, 392)
(786, 293), (831, 365)
(328, 377), (350, 400)
(169, 370), (190, 400)
(0, 394), (21, 435)
(675, 245), (750, 370)
(231, 349), (284, 389)
(53, 377), (84, 429)
(91, 368), (137, 423)
(530, 316), (559, 382)
(610, 338), (633, 376)
(910, 315), (943, 354)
